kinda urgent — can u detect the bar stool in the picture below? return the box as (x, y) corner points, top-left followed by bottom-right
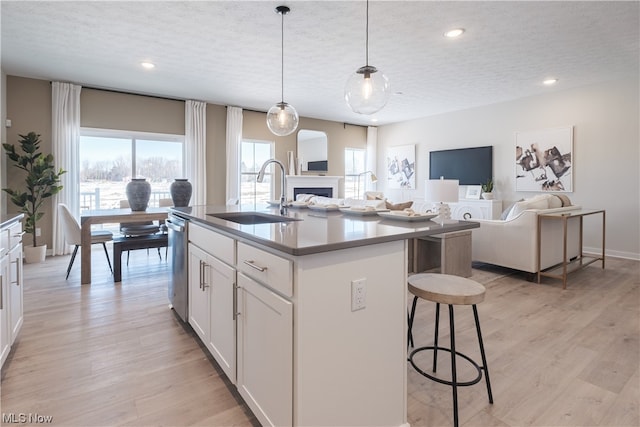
(407, 273), (493, 427)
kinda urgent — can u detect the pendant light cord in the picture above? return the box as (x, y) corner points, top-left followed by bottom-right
(365, 0), (369, 66)
(281, 9), (284, 103)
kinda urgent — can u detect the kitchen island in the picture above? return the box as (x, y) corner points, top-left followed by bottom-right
(171, 204), (479, 427)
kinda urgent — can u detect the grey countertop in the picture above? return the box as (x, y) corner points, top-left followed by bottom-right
(171, 205), (479, 256)
(1, 213), (24, 229)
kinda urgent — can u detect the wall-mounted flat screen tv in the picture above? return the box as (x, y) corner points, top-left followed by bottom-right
(429, 146), (493, 185)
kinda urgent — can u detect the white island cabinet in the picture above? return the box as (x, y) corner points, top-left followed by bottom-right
(1, 216), (24, 368)
(188, 222), (237, 383)
(186, 220), (409, 427)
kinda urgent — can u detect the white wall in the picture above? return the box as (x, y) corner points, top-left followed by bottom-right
(377, 77), (639, 260)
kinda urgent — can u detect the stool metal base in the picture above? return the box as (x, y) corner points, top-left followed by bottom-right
(409, 346), (483, 387)
(407, 298), (493, 427)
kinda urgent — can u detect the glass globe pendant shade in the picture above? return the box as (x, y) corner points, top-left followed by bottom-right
(266, 101), (299, 136)
(345, 65), (390, 115)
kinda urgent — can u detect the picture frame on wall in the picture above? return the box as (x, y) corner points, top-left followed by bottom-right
(386, 144), (416, 189)
(515, 126), (573, 192)
(465, 185), (482, 199)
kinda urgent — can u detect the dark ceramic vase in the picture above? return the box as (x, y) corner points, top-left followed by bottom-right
(126, 178), (152, 211)
(170, 179), (192, 207)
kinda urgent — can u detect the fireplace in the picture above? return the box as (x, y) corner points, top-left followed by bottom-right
(286, 176), (343, 200)
(293, 187), (333, 200)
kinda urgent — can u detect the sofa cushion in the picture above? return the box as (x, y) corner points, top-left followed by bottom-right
(500, 199), (523, 220)
(506, 196), (550, 220)
(548, 195), (563, 209)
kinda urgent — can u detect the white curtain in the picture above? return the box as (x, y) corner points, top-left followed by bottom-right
(185, 100), (207, 206)
(366, 126), (378, 192)
(51, 82), (82, 256)
(226, 106), (243, 203)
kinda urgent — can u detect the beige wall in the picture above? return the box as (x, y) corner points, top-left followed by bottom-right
(4, 76), (367, 249)
(378, 77), (640, 259)
(81, 88), (185, 134)
(242, 110), (367, 178)
(5, 77), (53, 247)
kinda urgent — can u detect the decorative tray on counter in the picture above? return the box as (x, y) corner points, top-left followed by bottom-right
(339, 207), (389, 216)
(377, 211), (438, 222)
(288, 201), (310, 209)
(308, 204), (346, 212)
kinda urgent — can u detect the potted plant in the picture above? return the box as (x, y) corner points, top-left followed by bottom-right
(3, 132), (66, 263)
(481, 178), (494, 200)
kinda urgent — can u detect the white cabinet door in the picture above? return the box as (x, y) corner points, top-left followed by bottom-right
(237, 273), (293, 427)
(0, 257), (10, 366)
(188, 243), (210, 342)
(207, 255), (236, 384)
(8, 243), (23, 343)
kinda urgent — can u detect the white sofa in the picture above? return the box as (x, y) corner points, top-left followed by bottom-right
(469, 196), (582, 274)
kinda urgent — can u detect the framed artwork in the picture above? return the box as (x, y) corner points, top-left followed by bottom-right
(515, 126), (573, 192)
(386, 144), (415, 189)
(465, 185), (482, 199)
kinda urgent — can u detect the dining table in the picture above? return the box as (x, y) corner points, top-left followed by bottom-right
(80, 207), (169, 284)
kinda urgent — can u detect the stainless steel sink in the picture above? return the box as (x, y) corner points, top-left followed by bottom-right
(207, 212), (301, 225)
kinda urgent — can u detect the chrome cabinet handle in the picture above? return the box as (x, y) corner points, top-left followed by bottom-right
(11, 258), (20, 286)
(0, 275), (3, 310)
(198, 260), (204, 290)
(201, 263), (209, 289)
(243, 260), (267, 272)
(233, 284), (240, 320)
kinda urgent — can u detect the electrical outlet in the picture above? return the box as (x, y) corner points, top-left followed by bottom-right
(351, 278), (366, 311)
(35, 228), (41, 237)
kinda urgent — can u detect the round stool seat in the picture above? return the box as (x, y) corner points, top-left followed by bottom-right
(408, 273), (485, 306)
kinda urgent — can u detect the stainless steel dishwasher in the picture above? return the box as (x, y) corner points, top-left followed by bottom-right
(167, 213), (188, 322)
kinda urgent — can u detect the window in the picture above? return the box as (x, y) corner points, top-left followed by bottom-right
(241, 139), (274, 208)
(80, 128), (184, 211)
(344, 148), (366, 199)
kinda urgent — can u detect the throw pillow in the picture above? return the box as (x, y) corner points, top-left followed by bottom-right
(548, 195), (563, 209)
(505, 197), (549, 221)
(500, 199), (523, 220)
(385, 200), (413, 211)
(556, 194), (572, 206)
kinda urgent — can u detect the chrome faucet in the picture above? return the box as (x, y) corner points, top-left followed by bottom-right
(257, 159), (287, 215)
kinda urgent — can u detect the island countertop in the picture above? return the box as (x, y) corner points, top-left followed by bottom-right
(171, 204), (479, 256)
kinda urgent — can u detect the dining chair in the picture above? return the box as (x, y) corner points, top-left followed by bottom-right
(119, 199), (161, 264)
(158, 198), (173, 258)
(58, 203), (113, 279)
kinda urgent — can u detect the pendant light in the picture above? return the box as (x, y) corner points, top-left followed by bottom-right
(344, 0), (390, 115)
(267, 5), (299, 136)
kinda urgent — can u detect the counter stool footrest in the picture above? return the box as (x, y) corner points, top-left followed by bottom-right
(408, 346), (484, 387)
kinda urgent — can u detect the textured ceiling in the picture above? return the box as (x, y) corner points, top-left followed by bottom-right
(1, 1), (638, 127)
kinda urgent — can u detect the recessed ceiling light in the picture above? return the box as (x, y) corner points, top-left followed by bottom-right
(444, 28), (465, 38)
(543, 78), (558, 85)
(141, 62), (155, 70)
(371, 118), (379, 123)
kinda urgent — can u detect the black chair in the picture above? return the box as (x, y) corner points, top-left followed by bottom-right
(119, 200), (161, 265)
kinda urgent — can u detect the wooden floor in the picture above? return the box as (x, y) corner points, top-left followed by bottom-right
(1, 247), (638, 426)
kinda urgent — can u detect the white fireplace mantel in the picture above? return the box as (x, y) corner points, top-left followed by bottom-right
(286, 175), (344, 200)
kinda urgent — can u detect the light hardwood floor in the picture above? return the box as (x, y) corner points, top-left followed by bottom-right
(1, 247), (638, 426)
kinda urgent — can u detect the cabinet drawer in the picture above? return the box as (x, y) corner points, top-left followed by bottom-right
(8, 222), (23, 250)
(237, 242), (292, 298)
(189, 222), (235, 266)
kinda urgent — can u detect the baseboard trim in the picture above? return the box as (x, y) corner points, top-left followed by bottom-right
(584, 246), (639, 261)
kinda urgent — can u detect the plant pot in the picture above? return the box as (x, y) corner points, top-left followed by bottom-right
(126, 178), (152, 211)
(170, 179), (192, 207)
(24, 244), (47, 264)
(481, 192), (494, 200)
